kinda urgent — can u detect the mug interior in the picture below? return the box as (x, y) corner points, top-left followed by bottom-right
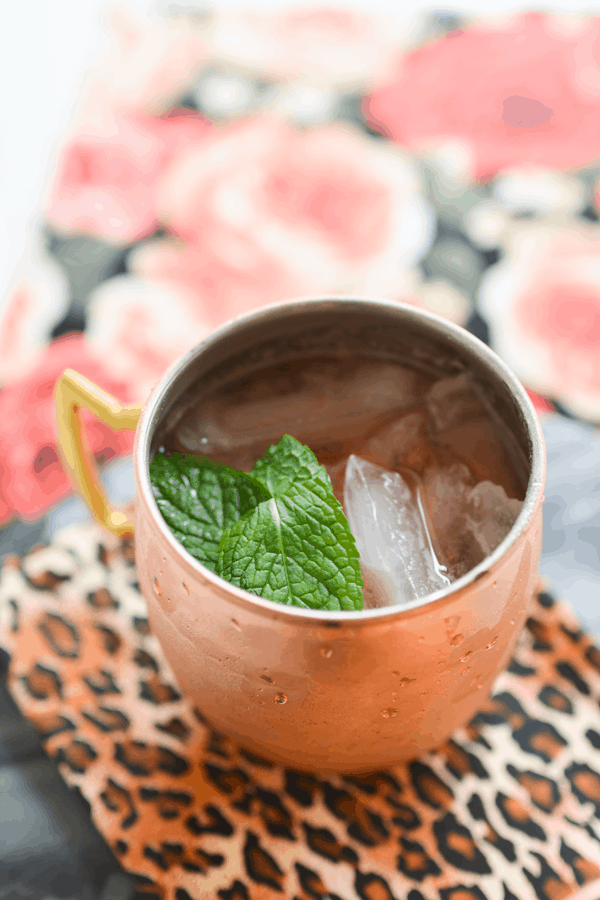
(138, 296), (544, 615)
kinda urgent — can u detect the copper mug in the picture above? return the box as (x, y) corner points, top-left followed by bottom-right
(55, 296), (545, 773)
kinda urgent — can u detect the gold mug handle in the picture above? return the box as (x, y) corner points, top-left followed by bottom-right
(55, 369), (143, 536)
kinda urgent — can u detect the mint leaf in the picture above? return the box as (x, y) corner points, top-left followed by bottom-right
(218, 436), (363, 611)
(149, 452), (269, 572)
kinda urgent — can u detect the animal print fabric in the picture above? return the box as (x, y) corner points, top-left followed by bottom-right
(1, 521), (600, 900)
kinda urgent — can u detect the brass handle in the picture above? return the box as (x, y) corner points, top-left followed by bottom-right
(55, 369), (143, 535)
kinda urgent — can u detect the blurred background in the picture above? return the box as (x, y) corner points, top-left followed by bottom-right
(2, 0), (600, 634)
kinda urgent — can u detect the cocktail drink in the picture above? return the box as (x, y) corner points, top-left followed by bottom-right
(158, 354), (526, 610)
(56, 297), (544, 771)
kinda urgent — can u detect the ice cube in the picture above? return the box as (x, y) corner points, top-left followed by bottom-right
(422, 463), (474, 536)
(424, 373), (527, 497)
(422, 466), (522, 579)
(359, 411), (436, 473)
(464, 481), (522, 556)
(175, 359), (426, 454)
(421, 463), (483, 580)
(343, 455), (450, 606)
(361, 563), (397, 609)
(425, 373), (485, 433)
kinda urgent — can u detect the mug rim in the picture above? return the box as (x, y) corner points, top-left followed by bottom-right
(135, 294), (545, 623)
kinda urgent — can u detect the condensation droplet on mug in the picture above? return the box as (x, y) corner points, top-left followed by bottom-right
(444, 614), (461, 633)
(417, 635), (425, 644)
(486, 635), (499, 650)
(450, 633), (464, 647)
(472, 675), (485, 689)
(460, 651), (473, 663)
(274, 693), (288, 704)
(461, 666), (472, 675)
(153, 577), (162, 596)
(510, 618), (516, 626)
(381, 708), (398, 718)
(182, 582), (189, 596)
(320, 646), (333, 658)
(260, 674), (275, 685)
(231, 618), (242, 632)
(399, 676), (415, 687)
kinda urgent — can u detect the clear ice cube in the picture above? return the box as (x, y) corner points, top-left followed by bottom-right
(360, 563), (397, 610)
(176, 359), (425, 454)
(359, 411), (435, 473)
(424, 372), (528, 497)
(422, 466), (523, 579)
(464, 481), (522, 557)
(343, 455), (450, 607)
(425, 373), (485, 433)
(421, 463), (482, 580)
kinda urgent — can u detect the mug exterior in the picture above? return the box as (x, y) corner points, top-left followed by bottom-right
(133, 297), (545, 773)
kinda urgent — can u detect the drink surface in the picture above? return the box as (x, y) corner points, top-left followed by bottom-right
(162, 355), (525, 607)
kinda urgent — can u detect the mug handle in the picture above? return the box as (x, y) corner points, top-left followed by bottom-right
(55, 369), (143, 536)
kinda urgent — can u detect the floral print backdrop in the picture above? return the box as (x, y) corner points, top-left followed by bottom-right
(2, 4), (600, 630)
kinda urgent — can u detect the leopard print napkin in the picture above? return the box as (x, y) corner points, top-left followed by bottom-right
(1, 521), (600, 900)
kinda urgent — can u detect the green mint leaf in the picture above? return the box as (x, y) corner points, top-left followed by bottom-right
(149, 452), (269, 572)
(218, 436), (364, 611)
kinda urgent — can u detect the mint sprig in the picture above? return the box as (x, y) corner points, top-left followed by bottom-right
(150, 436), (363, 611)
(150, 453), (269, 571)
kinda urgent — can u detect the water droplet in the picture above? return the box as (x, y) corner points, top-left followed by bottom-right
(461, 666), (472, 675)
(460, 651), (472, 662)
(159, 570), (163, 577)
(486, 635), (499, 650)
(399, 677), (415, 687)
(381, 708), (398, 718)
(182, 582), (189, 595)
(450, 633), (464, 647)
(444, 614), (461, 633)
(472, 675), (485, 689)
(510, 618), (516, 626)
(152, 577), (162, 596)
(260, 674), (275, 685)
(417, 635), (425, 644)
(274, 693), (287, 704)
(231, 618), (242, 632)
(320, 646), (333, 658)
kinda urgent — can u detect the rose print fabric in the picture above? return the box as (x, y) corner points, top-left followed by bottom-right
(4, 8), (600, 523)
